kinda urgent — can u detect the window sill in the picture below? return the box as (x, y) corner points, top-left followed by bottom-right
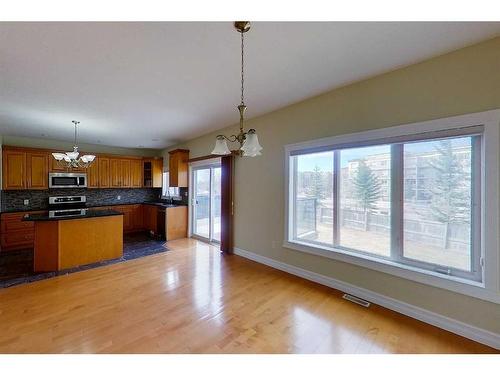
(283, 239), (500, 304)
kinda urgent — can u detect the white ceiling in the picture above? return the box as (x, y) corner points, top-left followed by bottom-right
(0, 22), (499, 149)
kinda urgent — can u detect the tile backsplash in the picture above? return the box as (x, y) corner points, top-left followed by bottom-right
(1, 188), (163, 212)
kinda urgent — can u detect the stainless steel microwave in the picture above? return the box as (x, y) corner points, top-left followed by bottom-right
(48, 173), (87, 188)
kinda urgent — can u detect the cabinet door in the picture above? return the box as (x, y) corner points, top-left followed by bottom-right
(2, 150), (26, 190)
(121, 159), (131, 187)
(110, 158), (121, 187)
(50, 152), (68, 172)
(168, 150), (188, 187)
(132, 204), (144, 230)
(168, 153), (178, 187)
(166, 206), (188, 240)
(99, 157), (110, 188)
(87, 157), (99, 188)
(123, 209), (133, 232)
(152, 159), (163, 188)
(26, 151), (49, 189)
(130, 160), (142, 188)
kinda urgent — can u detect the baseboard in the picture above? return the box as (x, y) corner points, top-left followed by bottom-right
(234, 247), (500, 350)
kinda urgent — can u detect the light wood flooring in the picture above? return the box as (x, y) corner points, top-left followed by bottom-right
(0, 238), (496, 353)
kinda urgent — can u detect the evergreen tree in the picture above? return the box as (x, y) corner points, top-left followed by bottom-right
(427, 140), (471, 224)
(306, 164), (327, 200)
(352, 160), (382, 213)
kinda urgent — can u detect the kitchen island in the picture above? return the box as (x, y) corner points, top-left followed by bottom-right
(24, 209), (124, 272)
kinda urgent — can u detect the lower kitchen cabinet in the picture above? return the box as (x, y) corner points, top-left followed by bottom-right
(0, 211), (44, 252)
(0, 204), (187, 252)
(166, 206), (188, 241)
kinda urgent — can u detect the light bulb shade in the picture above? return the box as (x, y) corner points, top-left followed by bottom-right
(63, 155), (71, 162)
(240, 130), (262, 157)
(52, 152), (65, 161)
(243, 149), (262, 157)
(81, 154), (96, 163)
(212, 137), (231, 155)
(66, 151), (79, 160)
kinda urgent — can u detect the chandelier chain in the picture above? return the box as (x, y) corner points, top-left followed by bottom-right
(240, 30), (245, 106)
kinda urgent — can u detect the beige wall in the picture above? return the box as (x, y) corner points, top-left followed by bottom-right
(163, 37), (500, 333)
(2, 135), (161, 157)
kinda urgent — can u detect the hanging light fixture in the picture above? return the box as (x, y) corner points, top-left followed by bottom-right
(52, 120), (96, 169)
(211, 21), (262, 157)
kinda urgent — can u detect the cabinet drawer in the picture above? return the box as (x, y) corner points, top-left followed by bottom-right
(1, 229), (34, 249)
(1, 212), (34, 232)
(1, 216), (34, 232)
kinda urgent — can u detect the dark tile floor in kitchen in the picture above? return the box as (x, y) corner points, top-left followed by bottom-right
(0, 232), (169, 288)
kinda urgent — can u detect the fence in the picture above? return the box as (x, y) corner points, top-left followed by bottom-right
(296, 198), (470, 251)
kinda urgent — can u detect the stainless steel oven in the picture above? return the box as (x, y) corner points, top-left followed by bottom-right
(48, 195), (88, 217)
(48, 173), (87, 188)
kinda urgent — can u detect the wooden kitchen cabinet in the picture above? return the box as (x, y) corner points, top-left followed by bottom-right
(0, 211), (44, 252)
(168, 149), (189, 187)
(2, 149), (26, 190)
(166, 206), (188, 240)
(50, 153), (67, 172)
(2, 146), (162, 190)
(143, 158), (163, 188)
(87, 156), (100, 188)
(130, 159), (143, 188)
(110, 158), (121, 187)
(2, 148), (48, 190)
(108, 158), (136, 188)
(98, 157), (110, 188)
(132, 204), (144, 229)
(120, 159), (131, 188)
(26, 151), (49, 189)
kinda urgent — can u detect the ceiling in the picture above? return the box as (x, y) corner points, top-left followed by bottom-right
(0, 22), (499, 149)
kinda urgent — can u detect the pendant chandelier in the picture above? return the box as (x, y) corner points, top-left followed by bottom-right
(211, 21), (262, 157)
(52, 120), (96, 169)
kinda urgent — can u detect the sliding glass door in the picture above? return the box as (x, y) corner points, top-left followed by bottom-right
(192, 164), (221, 243)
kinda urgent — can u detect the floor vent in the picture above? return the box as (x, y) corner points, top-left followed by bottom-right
(342, 293), (371, 308)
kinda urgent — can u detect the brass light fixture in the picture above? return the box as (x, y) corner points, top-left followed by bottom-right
(52, 120), (96, 169)
(211, 21), (262, 157)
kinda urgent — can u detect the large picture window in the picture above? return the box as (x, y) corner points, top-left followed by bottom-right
(287, 126), (484, 283)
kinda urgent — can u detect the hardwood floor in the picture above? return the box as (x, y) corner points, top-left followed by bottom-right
(0, 238), (496, 353)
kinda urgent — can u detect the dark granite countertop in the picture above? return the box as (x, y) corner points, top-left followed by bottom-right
(2, 201), (187, 214)
(23, 208), (124, 222)
(142, 201), (187, 209)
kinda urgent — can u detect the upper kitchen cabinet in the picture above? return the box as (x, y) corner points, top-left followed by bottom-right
(87, 156), (100, 188)
(26, 151), (49, 189)
(2, 149), (26, 190)
(98, 157), (110, 188)
(110, 158), (122, 188)
(168, 149), (189, 187)
(120, 159), (131, 188)
(143, 157), (163, 188)
(2, 147), (49, 190)
(2, 146), (159, 190)
(130, 159), (143, 188)
(108, 157), (139, 188)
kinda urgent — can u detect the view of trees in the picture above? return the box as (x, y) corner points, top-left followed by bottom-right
(305, 165), (328, 200)
(426, 140), (471, 248)
(351, 160), (382, 230)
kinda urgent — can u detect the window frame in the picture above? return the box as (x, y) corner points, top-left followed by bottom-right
(284, 109), (500, 304)
(161, 172), (180, 198)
